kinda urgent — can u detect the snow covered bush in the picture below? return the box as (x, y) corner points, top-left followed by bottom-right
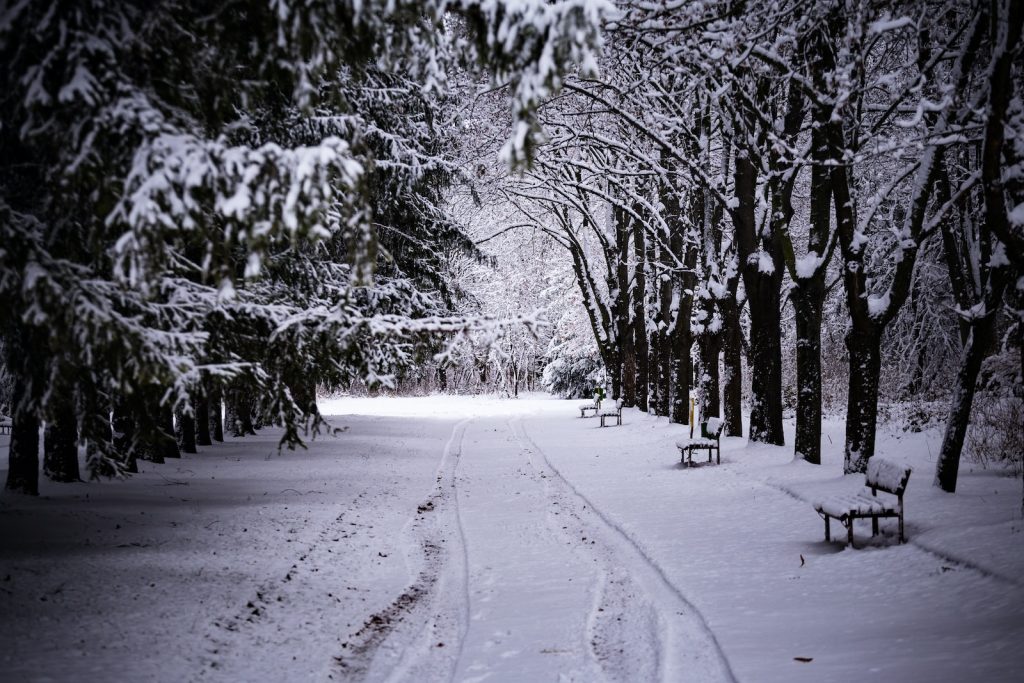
(966, 349), (1024, 477)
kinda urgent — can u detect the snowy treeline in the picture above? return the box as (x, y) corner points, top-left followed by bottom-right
(1, 0), (1021, 498)
(0, 0), (607, 493)
(471, 0), (1023, 490)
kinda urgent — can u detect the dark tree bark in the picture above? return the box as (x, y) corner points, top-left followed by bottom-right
(5, 376), (40, 495)
(734, 151), (785, 445)
(633, 213), (649, 412)
(787, 25), (837, 465)
(112, 399), (138, 474)
(656, 327), (671, 417)
(933, 3), (1019, 491)
(843, 328), (882, 473)
(792, 280), (825, 463)
(832, 7), (984, 473)
(721, 287), (744, 437)
(43, 393), (80, 482)
(209, 389), (224, 442)
(160, 405), (181, 459)
(614, 205), (635, 405)
(176, 403), (197, 454)
(230, 390), (256, 436)
(671, 325), (692, 424)
(648, 325), (661, 415)
(697, 327), (721, 419)
(934, 313), (1000, 492)
(195, 394), (212, 446)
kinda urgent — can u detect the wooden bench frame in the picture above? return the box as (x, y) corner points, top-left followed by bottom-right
(598, 399), (623, 427)
(0, 419), (11, 436)
(676, 417), (724, 467)
(814, 459), (911, 548)
(579, 399), (601, 418)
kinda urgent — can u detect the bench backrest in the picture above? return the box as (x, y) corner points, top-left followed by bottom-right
(704, 417), (725, 439)
(865, 459), (912, 497)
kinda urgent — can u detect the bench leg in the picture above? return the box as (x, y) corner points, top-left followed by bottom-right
(847, 519), (854, 548)
(716, 446), (720, 465)
(824, 516), (831, 542)
(899, 511), (905, 543)
(872, 516), (879, 537)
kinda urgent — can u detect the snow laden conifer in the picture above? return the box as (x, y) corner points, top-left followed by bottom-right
(0, 0), (607, 493)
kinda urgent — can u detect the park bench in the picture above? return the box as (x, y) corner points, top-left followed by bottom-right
(813, 459), (912, 548)
(579, 397), (602, 418)
(675, 417), (724, 467)
(598, 399), (623, 427)
(0, 417), (11, 436)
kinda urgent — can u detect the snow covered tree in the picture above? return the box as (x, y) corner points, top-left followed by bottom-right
(0, 0), (606, 493)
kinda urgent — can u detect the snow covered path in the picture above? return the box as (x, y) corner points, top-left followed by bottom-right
(340, 413), (733, 682)
(2, 394), (1023, 682)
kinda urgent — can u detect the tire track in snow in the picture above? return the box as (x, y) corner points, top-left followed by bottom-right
(335, 418), (471, 682)
(200, 488), (378, 679)
(510, 417), (737, 683)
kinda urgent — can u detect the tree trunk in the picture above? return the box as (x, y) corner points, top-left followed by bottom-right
(747, 282), (785, 444)
(176, 403), (197, 454)
(656, 327), (672, 417)
(621, 336), (636, 406)
(721, 293), (744, 436)
(671, 323), (692, 424)
(844, 328), (882, 473)
(934, 319), (996, 492)
(43, 394), (80, 482)
(698, 332), (721, 420)
(734, 153), (785, 445)
(792, 279), (825, 464)
(5, 374), (40, 495)
(195, 394), (212, 446)
(230, 390), (256, 436)
(112, 400), (138, 474)
(209, 390), (224, 442)
(633, 217), (649, 412)
(160, 405), (181, 459)
(649, 328), (661, 415)
(614, 206), (634, 405)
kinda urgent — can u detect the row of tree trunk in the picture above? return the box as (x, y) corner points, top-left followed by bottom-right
(4, 377), (263, 495)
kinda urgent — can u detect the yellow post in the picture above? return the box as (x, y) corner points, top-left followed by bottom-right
(689, 398), (695, 438)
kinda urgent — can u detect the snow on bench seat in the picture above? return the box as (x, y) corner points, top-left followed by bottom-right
(598, 399), (622, 427)
(815, 492), (898, 519)
(578, 400), (600, 418)
(676, 417), (725, 467)
(675, 437), (717, 449)
(813, 459), (911, 548)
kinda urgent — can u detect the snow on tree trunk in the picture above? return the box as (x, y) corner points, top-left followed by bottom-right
(160, 406), (181, 460)
(698, 333), (721, 420)
(633, 216), (650, 412)
(721, 293), (744, 438)
(792, 279), (825, 465)
(734, 153), (785, 446)
(935, 313), (999, 492)
(844, 329), (882, 474)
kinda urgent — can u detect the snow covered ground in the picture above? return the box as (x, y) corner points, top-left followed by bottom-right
(1, 394), (1022, 682)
